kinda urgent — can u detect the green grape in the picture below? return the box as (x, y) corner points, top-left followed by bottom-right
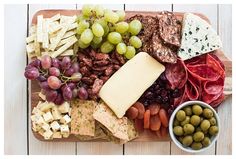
(92, 36), (103, 44)
(103, 25), (109, 37)
(124, 46), (136, 59)
(78, 39), (90, 49)
(95, 18), (108, 28)
(129, 36), (142, 48)
(104, 10), (119, 24)
(116, 10), (125, 21)
(116, 43), (127, 54)
(94, 5), (104, 17)
(101, 41), (114, 53)
(82, 4), (94, 17)
(109, 25), (115, 32)
(76, 20), (90, 35)
(92, 23), (104, 37)
(115, 22), (129, 34)
(129, 19), (142, 35)
(76, 15), (89, 23)
(91, 41), (101, 49)
(80, 28), (94, 44)
(107, 32), (122, 44)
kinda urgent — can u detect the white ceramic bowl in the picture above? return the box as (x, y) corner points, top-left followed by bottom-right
(169, 100), (220, 153)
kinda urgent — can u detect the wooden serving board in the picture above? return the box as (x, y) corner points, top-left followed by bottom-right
(30, 10), (232, 142)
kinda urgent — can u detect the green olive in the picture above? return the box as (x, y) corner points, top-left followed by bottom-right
(183, 124), (195, 135)
(190, 115), (201, 126)
(176, 110), (186, 122)
(202, 137), (211, 147)
(203, 108), (214, 119)
(209, 126), (219, 136)
(193, 131), (204, 142)
(183, 106), (192, 116)
(192, 104), (203, 115)
(173, 119), (180, 126)
(182, 135), (193, 147)
(209, 117), (217, 126)
(200, 120), (211, 131)
(180, 116), (190, 126)
(191, 142), (203, 150)
(173, 126), (184, 136)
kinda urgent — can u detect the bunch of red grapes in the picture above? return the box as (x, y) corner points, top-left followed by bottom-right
(24, 55), (88, 105)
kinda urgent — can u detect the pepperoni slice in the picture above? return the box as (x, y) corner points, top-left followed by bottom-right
(165, 59), (188, 89)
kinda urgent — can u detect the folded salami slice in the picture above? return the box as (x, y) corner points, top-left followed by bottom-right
(187, 64), (221, 81)
(186, 79), (200, 100)
(203, 77), (224, 95)
(165, 59), (187, 89)
(206, 54), (225, 78)
(185, 54), (207, 66)
(210, 94), (225, 108)
(202, 89), (223, 104)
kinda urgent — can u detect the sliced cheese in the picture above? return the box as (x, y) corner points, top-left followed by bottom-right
(178, 13), (222, 60)
(42, 19), (49, 49)
(26, 34), (36, 43)
(99, 52), (165, 118)
(60, 49), (74, 56)
(36, 15), (44, 42)
(62, 30), (76, 39)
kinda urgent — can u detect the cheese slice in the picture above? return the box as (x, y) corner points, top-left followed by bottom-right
(178, 13), (222, 60)
(99, 52), (165, 118)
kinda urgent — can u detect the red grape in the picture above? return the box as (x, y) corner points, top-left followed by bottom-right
(61, 57), (71, 70)
(49, 67), (60, 77)
(71, 62), (80, 72)
(64, 68), (75, 76)
(25, 64), (33, 70)
(37, 75), (47, 82)
(71, 72), (82, 82)
(62, 85), (73, 101)
(54, 93), (64, 105)
(72, 88), (78, 98)
(52, 58), (60, 68)
(46, 90), (58, 102)
(41, 55), (52, 69)
(29, 59), (41, 68)
(67, 82), (76, 90)
(78, 87), (88, 100)
(47, 76), (62, 90)
(24, 67), (39, 80)
(39, 81), (50, 91)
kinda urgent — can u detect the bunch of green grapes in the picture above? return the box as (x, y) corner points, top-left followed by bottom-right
(76, 4), (142, 59)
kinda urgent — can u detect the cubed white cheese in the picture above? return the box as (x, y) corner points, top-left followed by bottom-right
(60, 125), (69, 134)
(51, 106), (62, 120)
(39, 101), (55, 112)
(32, 122), (41, 132)
(43, 111), (54, 123)
(32, 107), (44, 115)
(33, 114), (45, 126)
(60, 114), (71, 124)
(50, 121), (60, 131)
(58, 102), (70, 113)
(38, 129), (45, 136)
(26, 34), (36, 43)
(43, 129), (53, 140)
(62, 133), (70, 138)
(38, 92), (46, 101)
(41, 123), (50, 131)
(52, 131), (62, 139)
(26, 43), (35, 53)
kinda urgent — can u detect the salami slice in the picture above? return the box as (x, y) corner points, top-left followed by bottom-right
(187, 64), (221, 81)
(186, 79), (199, 100)
(206, 54), (225, 78)
(185, 54), (207, 66)
(202, 90), (223, 104)
(173, 86), (188, 107)
(203, 77), (224, 95)
(165, 59), (187, 89)
(210, 94), (225, 108)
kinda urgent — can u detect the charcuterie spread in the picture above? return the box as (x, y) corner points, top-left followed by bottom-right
(23, 5), (231, 148)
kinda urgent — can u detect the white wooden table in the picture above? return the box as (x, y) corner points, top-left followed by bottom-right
(4, 4), (232, 155)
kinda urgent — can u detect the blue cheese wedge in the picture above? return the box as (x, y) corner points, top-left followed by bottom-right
(178, 13), (222, 60)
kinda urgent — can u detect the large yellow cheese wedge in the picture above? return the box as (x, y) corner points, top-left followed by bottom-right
(99, 52), (165, 118)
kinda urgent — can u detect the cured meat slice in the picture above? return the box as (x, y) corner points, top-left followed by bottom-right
(165, 59), (187, 89)
(187, 64), (221, 81)
(159, 11), (182, 47)
(206, 54), (225, 78)
(186, 79), (199, 100)
(185, 54), (207, 66)
(202, 90), (223, 104)
(152, 31), (178, 63)
(203, 77), (224, 95)
(210, 94), (225, 108)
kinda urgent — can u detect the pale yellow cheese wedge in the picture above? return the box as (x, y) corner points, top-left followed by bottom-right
(99, 52), (165, 118)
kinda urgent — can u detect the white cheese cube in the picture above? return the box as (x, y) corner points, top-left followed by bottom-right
(36, 101), (43, 108)
(50, 121), (60, 131)
(52, 131), (62, 139)
(43, 129), (53, 140)
(26, 43), (35, 53)
(42, 123), (50, 131)
(58, 102), (70, 113)
(62, 133), (70, 138)
(38, 129), (45, 136)
(32, 122), (41, 132)
(60, 114), (71, 124)
(33, 114), (45, 126)
(38, 92), (46, 101)
(60, 125), (69, 134)
(43, 111), (54, 123)
(32, 107), (44, 115)
(51, 106), (62, 120)
(39, 102), (55, 112)
(26, 34), (36, 43)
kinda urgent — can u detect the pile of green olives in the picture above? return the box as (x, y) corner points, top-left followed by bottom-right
(173, 104), (219, 150)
